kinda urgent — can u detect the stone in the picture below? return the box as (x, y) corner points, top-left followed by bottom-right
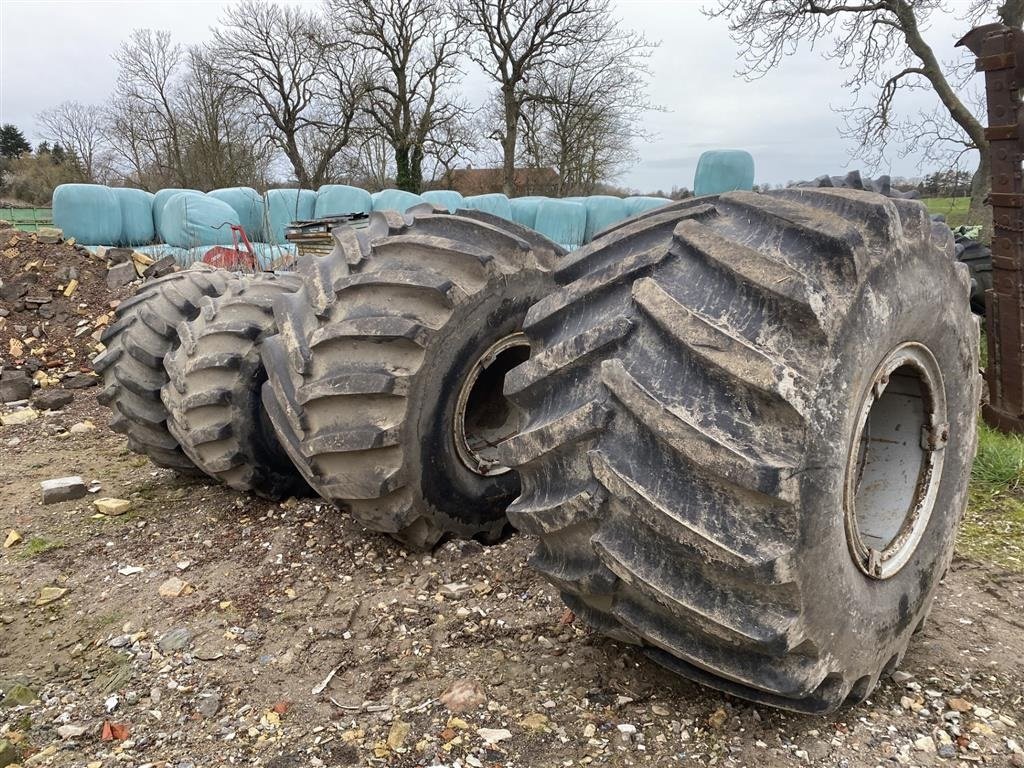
(94, 498), (132, 516)
(0, 738), (22, 766)
(32, 389), (73, 411)
(158, 627), (191, 653)
(105, 247), (134, 265)
(914, 736), (937, 753)
(62, 373), (98, 389)
(106, 261), (138, 289)
(36, 586), (68, 605)
(143, 255), (176, 279)
(195, 693), (221, 718)
(477, 728), (512, 745)
(1, 683), (36, 707)
(974, 707), (994, 718)
(69, 421), (95, 434)
(440, 678), (486, 713)
(159, 577), (191, 598)
(947, 697), (973, 713)
(36, 227), (63, 244)
(0, 370), (32, 403)
(56, 724), (87, 739)
(40, 476), (87, 503)
(519, 713), (549, 731)
(0, 408), (37, 426)
(3, 530), (20, 548)
(440, 582), (473, 599)
(387, 719), (411, 750)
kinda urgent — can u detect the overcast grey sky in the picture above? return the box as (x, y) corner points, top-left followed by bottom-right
(0, 0), (982, 192)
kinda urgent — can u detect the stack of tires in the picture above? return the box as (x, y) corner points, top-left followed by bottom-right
(95, 190), (980, 714)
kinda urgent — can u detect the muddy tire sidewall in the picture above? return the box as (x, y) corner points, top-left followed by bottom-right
(408, 269), (554, 539)
(798, 255), (978, 680)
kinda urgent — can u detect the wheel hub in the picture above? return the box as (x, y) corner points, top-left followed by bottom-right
(844, 342), (947, 580)
(453, 333), (531, 476)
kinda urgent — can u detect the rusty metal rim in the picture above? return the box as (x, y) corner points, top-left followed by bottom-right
(843, 342), (947, 580)
(453, 332), (531, 477)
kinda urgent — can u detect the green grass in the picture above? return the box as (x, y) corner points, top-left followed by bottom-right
(922, 197), (971, 229)
(971, 422), (1024, 492)
(960, 422), (1024, 571)
(18, 536), (64, 559)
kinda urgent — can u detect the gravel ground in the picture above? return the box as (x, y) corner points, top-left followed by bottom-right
(0, 390), (1022, 768)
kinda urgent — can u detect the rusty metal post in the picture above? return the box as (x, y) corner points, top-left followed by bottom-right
(958, 24), (1024, 433)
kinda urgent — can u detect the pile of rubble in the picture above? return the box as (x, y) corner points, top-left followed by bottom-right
(0, 222), (178, 414)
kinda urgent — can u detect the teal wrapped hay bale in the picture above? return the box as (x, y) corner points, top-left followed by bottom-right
(624, 196), (672, 218)
(112, 187), (155, 246)
(52, 184), (122, 246)
(421, 190), (464, 213)
(208, 187), (265, 240)
(510, 196), (544, 229)
(162, 193), (240, 249)
(535, 199), (586, 250)
(153, 188), (203, 241)
(583, 196), (628, 243)
(461, 193), (512, 220)
(693, 149), (755, 197)
(265, 188), (316, 244)
(315, 185), (372, 218)
(371, 189), (425, 213)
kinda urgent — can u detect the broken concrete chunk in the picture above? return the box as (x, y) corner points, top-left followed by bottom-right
(36, 227), (63, 244)
(106, 261), (138, 289)
(143, 255), (176, 279)
(0, 370), (32, 403)
(0, 408), (38, 426)
(40, 476), (87, 504)
(62, 373), (97, 390)
(32, 389), (73, 411)
(94, 498), (131, 516)
(35, 586), (68, 606)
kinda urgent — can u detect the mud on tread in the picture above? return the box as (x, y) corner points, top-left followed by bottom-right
(161, 273), (309, 498)
(501, 188), (980, 713)
(93, 268), (236, 472)
(261, 211), (561, 549)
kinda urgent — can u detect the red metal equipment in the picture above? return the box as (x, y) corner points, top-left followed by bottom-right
(202, 224), (258, 271)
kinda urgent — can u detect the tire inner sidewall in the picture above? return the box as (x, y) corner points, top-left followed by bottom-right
(411, 270), (552, 530)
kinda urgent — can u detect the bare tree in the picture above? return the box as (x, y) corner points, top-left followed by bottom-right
(706, 0), (1024, 237)
(36, 101), (109, 182)
(211, 0), (368, 188)
(458, 0), (629, 196)
(176, 47), (275, 189)
(109, 29), (189, 187)
(527, 24), (657, 195)
(328, 0), (471, 193)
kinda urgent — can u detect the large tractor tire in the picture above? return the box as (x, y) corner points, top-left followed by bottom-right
(161, 273), (310, 498)
(500, 188), (980, 713)
(94, 268), (236, 473)
(261, 209), (562, 549)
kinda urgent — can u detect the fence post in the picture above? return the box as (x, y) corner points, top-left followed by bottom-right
(958, 24), (1024, 433)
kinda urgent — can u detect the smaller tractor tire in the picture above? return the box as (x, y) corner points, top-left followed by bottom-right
(955, 236), (991, 314)
(261, 209), (562, 549)
(161, 273), (310, 498)
(94, 268), (236, 473)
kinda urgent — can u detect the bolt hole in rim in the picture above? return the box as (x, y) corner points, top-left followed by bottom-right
(844, 343), (947, 580)
(454, 333), (532, 476)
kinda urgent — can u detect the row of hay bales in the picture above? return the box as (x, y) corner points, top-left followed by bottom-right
(51, 183), (675, 251)
(51, 150), (756, 249)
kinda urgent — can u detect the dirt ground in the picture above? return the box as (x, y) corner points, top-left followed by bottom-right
(1, 390), (1022, 768)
